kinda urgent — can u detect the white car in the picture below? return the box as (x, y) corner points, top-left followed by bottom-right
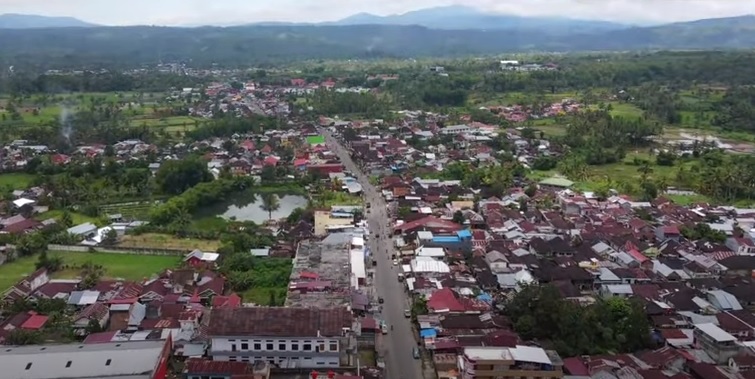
(392, 259), (398, 266)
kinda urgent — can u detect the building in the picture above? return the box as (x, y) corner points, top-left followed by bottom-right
(459, 346), (564, 379)
(183, 358), (270, 379)
(207, 307), (355, 368)
(694, 323), (741, 364)
(314, 210), (355, 236)
(0, 339), (171, 379)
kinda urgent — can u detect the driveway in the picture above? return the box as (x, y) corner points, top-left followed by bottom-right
(322, 130), (424, 379)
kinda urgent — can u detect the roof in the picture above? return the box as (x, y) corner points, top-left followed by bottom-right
(185, 358), (256, 376)
(510, 345), (553, 365)
(0, 340), (166, 379)
(184, 250), (220, 262)
(67, 290), (100, 306)
(539, 176), (574, 188)
(20, 313), (48, 330)
(208, 307), (352, 337)
(66, 222), (98, 235)
(695, 322), (736, 342)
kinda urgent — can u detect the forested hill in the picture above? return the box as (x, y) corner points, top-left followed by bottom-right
(1, 18), (755, 68)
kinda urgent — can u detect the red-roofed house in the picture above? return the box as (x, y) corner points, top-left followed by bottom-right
(50, 153), (70, 165)
(394, 216), (462, 234)
(20, 311), (48, 330)
(184, 358), (269, 378)
(426, 288), (488, 314)
(263, 155), (280, 166)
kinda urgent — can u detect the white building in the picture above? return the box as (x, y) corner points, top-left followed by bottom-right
(208, 307), (354, 368)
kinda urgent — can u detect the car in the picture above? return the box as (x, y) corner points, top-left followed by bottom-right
(404, 309), (411, 318)
(378, 297), (384, 304)
(412, 347), (420, 359)
(392, 259), (398, 266)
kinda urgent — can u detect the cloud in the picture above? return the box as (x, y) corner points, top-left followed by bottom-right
(1, 0), (754, 25)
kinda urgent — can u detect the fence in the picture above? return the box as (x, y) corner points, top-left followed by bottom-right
(48, 244), (189, 256)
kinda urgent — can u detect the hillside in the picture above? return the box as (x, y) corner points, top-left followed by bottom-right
(0, 16), (754, 68)
(0, 13), (96, 28)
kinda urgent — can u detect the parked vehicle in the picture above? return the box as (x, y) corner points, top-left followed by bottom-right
(412, 347), (420, 359)
(404, 309), (411, 318)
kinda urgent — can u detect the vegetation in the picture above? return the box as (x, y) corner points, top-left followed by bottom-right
(506, 283), (652, 357)
(260, 193), (281, 220)
(0, 252), (179, 292)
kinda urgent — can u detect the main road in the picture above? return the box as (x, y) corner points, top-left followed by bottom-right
(322, 129), (424, 379)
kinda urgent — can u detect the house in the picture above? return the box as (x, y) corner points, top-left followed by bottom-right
(2, 268), (49, 302)
(459, 346), (564, 379)
(184, 250), (220, 267)
(693, 323), (741, 364)
(0, 339), (172, 379)
(67, 222), (98, 238)
(207, 307), (354, 368)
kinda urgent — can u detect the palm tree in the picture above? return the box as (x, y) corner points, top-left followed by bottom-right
(79, 261), (106, 289)
(260, 193), (281, 220)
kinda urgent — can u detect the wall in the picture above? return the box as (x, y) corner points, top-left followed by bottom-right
(210, 336), (342, 368)
(48, 244), (187, 256)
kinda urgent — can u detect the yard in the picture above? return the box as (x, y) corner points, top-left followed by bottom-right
(240, 287), (288, 306)
(0, 172), (37, 190)
(118, 233), (222, 251)
(0, 251), (180, 292)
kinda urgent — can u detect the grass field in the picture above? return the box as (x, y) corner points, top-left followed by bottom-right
(34, 209), (104, 226)
(118, 233), (222, 251)
(0, 173), (36, 190)
(241, 287), (288, 306)
(128, 116), (203, 132)
(0, 251), (180, 291)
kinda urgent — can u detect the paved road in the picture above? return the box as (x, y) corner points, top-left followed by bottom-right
(322, 130), (423, 379)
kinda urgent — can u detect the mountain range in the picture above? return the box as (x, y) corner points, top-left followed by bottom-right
(0, 8), (755, 67)
(0, 13), (96, 28)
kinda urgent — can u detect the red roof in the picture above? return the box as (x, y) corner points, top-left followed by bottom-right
(186, 358), (254, 376)
(20, 313), (48, 330)
(394, 216), (462, 233)
(562, 357), (589, 376)
(212, 293), (242, 309)
(627, 248), (649, 264)
(294, 158), (309, 167)
(83, 331), (118, 344)
(662, 225), (681, 235)
(263, 156), (280, 166)
(427, 288), (466, 313)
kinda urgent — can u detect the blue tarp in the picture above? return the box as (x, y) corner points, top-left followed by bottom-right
(420, 329), (437, 338)
(457, 229), (472, 239)
(477, 293), (493, 303)
(432, 236), (460, 243)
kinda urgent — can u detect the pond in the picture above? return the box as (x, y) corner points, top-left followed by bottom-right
(196, 190), (308, 224)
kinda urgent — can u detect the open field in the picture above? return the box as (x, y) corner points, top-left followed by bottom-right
(128, 115), (204, 132)
(118, 233), (222, 251)
(241, 287), (288, 306)
(100, 200), (161, 220)
(0, 251), (180, 291)
(0, 173), (37, 190)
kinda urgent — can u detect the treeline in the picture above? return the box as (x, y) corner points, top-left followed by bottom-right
(186, 115), (279, 140)
(306, 89), (391, 117)
(0, 71), (209, 95)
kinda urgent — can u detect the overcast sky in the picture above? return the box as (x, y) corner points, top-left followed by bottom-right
(2, 0), (753, 26)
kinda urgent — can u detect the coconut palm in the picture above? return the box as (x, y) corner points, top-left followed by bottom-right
(260, 193), (281, 220)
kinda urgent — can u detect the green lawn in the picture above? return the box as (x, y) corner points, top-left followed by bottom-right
(0, 173), (36, 190)
(0, 251), (180, 292)
(608, 102), (644, 119)
(241, 287), (288, 306)
(128, 116), (203, 131)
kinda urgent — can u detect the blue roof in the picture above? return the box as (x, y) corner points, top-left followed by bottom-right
(420, 329), (437, 338)
(477, 293), (493, 303)
(432, 236), (460, 243)
(457, 229), (472, 238)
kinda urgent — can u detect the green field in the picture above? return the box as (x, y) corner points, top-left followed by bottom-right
(241, 287), (288, 306)
(119, 233), (221, 251)
(0, 173), (36, 190)
(0, 251), (180, 292)
(128, 116), (204, 132)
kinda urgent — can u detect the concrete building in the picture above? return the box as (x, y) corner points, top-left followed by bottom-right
(459, 346), (564, 379)
(286, 237), (354, 308)
(0, 339), (171, 379)
(207, 307), (356, 369)
(314, 210), (355, 236)
(694, 323), (741, 364)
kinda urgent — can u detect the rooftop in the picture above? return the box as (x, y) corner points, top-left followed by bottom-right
(286, 238), (353, 308)
(0, 340), (166, 379)
(208, 307), (352, 338)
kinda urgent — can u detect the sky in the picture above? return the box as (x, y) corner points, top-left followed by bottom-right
(1, 0), (753, 26)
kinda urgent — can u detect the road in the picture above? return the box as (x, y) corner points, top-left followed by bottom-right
(322, 130), (424, 379)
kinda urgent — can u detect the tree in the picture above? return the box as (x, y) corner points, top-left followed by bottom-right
(5, 329), (43, 345)
(268, 290), (277, 306)
(16, 233), (48, 257)
(524, 184), (538, 197)
(259, 193), (280, 220)
(452, 211), (465, 225)
(36, 251), (63, 272)
(60, 210), (73, 228)
(101, 228), (118, 246)
(155, 157), (213, 195)
(79, 261), (106, 289)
